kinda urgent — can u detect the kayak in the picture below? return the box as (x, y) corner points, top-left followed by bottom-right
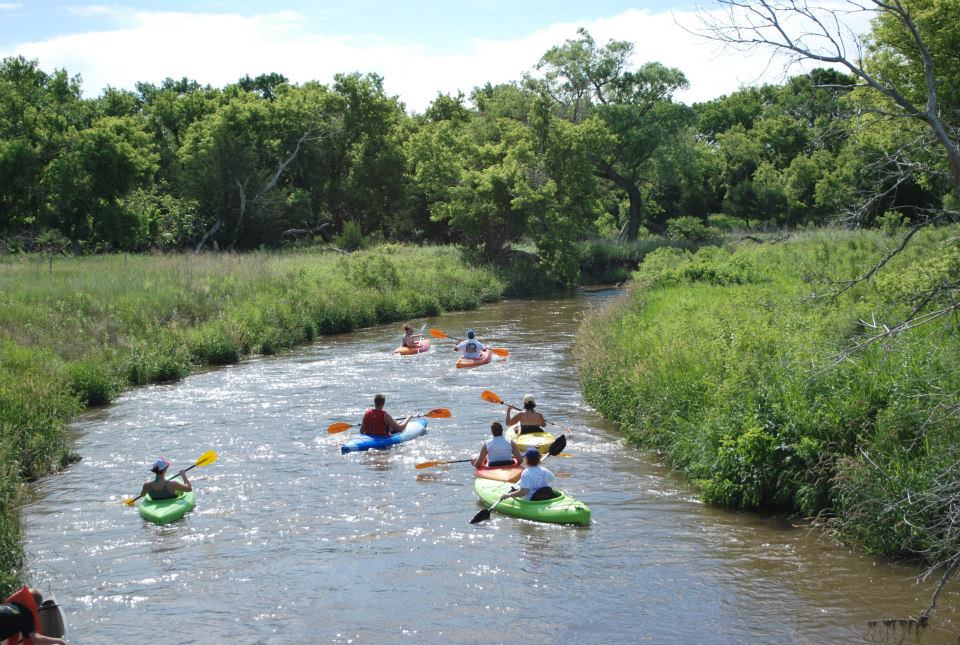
(139, 490), (196, 525)
(505, 424), (556, 455)
(394, 339), (430, 355)
(340, 419), (428, 454)
(473, 478), (590, 526)
(456, 348), (492, 369)
(475, 457), (522, 483)
(38, 595), (68, 641)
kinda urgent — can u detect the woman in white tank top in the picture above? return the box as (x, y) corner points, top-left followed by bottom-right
(472, 421), (521, 467)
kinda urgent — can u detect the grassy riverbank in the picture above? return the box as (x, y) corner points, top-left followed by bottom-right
(0, 244), (513, 594)
(577, 228), (960, 561)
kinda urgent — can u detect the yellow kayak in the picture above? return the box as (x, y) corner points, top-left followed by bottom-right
(505, 424), (555, 455)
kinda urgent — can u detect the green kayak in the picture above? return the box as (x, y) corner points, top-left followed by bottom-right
(139, 491), (196, 525)
(473, 478), (590, 526)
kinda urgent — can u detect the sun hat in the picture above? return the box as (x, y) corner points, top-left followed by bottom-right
(152, 457), (171, 472)
(523, 394), (535, 405)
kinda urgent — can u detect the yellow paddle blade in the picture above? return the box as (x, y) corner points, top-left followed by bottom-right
(491, 348), (509, 357)
(327, 421), (354, 434)
(194, 450), (218, 467)
(480, 390), (503, 404)
(123, 497), (137, 506)
(424, 407), (452, 419)
(429, 328), (448, 339)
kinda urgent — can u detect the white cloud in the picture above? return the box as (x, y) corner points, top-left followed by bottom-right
(66, 5), (120, 17)
(0, 6), (871, 112)
(0, 3), (23, 10)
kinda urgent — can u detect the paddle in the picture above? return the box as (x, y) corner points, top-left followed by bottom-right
(469, 434), (566, 524)
(415, 458), (474, 470)
(326, 407), (452, 434)
(122, 450), (218, 506)
(429, 329), (509, 357)
(480, 389), (571, 434)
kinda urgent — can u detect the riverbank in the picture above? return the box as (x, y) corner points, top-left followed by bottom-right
(0, 244), (519, 593)
(577, 227), (960, 562)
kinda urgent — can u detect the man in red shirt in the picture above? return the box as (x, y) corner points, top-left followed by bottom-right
(360, 393), (411, 436)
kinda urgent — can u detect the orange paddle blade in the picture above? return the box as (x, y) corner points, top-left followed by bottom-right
(429, 328), (449, 339)
(481, 390), (503, 404)
(415, 460), (446, 470)
(327, 421), (354, 434)
(491, 348), (509, 357)
(424, 407), (452, 419)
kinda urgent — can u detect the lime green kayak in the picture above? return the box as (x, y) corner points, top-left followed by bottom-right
(139, 491), (196, 525)
(473, 478), (590, 526)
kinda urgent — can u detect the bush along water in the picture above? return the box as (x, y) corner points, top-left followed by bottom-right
(576, 228), (960, 562)
(0, 244), (512, 594)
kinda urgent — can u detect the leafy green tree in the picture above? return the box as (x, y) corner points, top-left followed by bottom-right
(533, 29), (692, 238)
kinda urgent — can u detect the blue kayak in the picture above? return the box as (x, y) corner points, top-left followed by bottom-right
(340, 419), (428, 454)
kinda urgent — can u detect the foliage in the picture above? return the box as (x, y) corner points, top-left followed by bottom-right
(577, 228), (960, 565)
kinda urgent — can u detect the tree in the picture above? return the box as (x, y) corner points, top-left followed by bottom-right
(532, 29), (692, 238)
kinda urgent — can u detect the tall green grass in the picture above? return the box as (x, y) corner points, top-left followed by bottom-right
(577, 228), (960, 560)
(0, 244), (508, 594)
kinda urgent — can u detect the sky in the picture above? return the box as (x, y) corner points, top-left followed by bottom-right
(0, 1), (871, 112)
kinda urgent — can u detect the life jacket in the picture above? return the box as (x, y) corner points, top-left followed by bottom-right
(363, 409), (388, 436)
(3, 587), (40, 645)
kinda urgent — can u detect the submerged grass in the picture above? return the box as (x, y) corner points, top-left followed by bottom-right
(0, 244), (507, 594)
(577, 227), (960, 560)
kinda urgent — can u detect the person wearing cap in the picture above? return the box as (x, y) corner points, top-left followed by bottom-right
(361, 393), (411, 437)
(137, 457), (192, 502)
(506, 394), (547, 435)
(453, 329), (485, 360)
(499, 448), (558, 501)
(471, 421), (522, 468)
(0, 588), (68, 645)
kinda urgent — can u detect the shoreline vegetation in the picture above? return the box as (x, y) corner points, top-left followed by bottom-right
(0, 237), (686, 594)
(577, 227), (960, 568)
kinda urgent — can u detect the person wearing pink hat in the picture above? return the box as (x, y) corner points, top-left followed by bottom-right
(137, 457), (192, 501)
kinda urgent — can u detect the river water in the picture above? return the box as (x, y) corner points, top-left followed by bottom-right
(20, 289), (960, 644)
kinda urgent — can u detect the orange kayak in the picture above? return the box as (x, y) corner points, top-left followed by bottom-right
(456, 348), (492, 368)
(475, 457), (522, 483)
(394, 339), (430, 355)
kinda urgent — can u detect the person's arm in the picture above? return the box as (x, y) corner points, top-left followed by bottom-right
(501, 487), (527, 500)
(168, 470), (192, 493)
(510, 441), (522, 462)
(505, 406), (520, 426)
(536, 412), (547, 428)
(453, 340), (464, 352)
(139, 483), (149, 498)
(29, 632), (67, 645)
(472, 443), (488, 467)
(385, 413), (410, 433)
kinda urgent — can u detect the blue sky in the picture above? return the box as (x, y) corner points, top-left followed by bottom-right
(0, 1), (867, 111)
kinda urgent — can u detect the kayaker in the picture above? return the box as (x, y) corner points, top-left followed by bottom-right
(138, 457), (192, 501)
(505, 394), (547, 435)
(361, 393), (410, 437)
(0, 588), (68, 645)
(472, 421), (522, 468)
(454, 329), (485, 359)
(401, 324), (418, 349)
(500, 448), (558, 501)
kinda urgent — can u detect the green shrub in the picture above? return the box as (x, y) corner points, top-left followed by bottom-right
(335, 220), (366, 252)
(666, 216), (718, 243)
(577, 226), (960, 563)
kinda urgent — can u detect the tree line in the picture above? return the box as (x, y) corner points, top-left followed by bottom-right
(1, 0), (956, 283)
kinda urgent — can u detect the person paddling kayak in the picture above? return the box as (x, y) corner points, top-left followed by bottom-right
(361, 393), (411, 437)
(499, 448), (558, 501)
(453, 329), (485, 360)
(138, 457), (192, 501)
(472, 421), (522, 468)
(1, 588), (67, 645)
(401, 324), (418, 349)
(505, 394), (547, 435)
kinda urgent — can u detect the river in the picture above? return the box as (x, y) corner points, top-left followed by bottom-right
(19, 288), (960, 643)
